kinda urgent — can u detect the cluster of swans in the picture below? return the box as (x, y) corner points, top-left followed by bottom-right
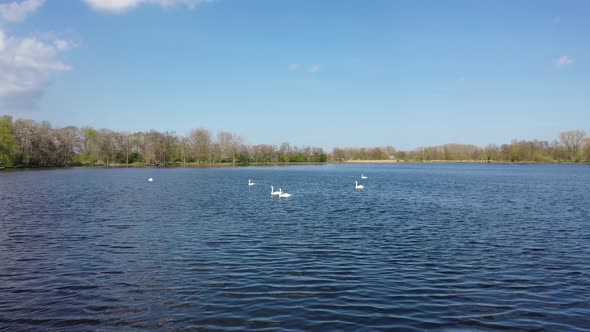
(249, 179), (292, 198)
(149, 176), (365, 195)
(271, 186), (292, 198)
(248, 174), (367, 197)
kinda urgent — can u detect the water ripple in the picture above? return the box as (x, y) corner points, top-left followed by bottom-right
(1, 165), (590, 331)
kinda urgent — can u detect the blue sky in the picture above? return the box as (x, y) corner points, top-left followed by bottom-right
(0, 0), (588, 150)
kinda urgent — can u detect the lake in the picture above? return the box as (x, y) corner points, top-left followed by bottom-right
(1, 164), (589, 331)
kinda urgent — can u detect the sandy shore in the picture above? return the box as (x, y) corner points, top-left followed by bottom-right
(342, 160), (401, 164)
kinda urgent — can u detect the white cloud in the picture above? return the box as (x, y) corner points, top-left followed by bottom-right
(84, 0), (212, 13)
(308, 64), (321, 73)
(555, 55), (573, 67)
(0, 30), (5, 51)
(83, 0), (141, 13)
(54, 39), (78, 51)
(0, 0), (44, 23)
(0, 29), (75, 110)
(287, 63), (299, 71)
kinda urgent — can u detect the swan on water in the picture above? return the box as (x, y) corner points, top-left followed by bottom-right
(148, 177), (153, 182)
(248, 179), (255, 186)
(271, 186), (282, 196)
(361, 174), (368, 179)
(355, 181), (364, 189)
(278, 189), (292, 198)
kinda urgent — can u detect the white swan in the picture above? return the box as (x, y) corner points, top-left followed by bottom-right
(355, 181), (364, 189)
(271, 186), (282, 196)
(148, 177), (153, 182)
(278, 189), (292, 198)
(248, 179), (255, 186)
(361, 174), (367, 179)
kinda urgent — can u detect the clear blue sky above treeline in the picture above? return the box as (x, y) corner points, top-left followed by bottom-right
(0, 0), (588, 150)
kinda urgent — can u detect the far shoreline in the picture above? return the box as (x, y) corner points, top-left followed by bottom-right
(339, 160), (583, 164)
(2, 160), (589, 171)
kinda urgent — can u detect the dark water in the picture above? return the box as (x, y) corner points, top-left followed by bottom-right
(1, 164), (589, 331)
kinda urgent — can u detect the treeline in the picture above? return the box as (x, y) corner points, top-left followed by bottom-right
(0, 116), (327, 167)
(332, 131), (590, 163)
(1, 115), (589, 167)
(394, 131), (590, 163)
(332, 146), (397, 161)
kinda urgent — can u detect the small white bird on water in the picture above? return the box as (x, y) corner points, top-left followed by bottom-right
(248, 179), (255, 186)
(278, 189), (292, 198)
(271, 186), (282, 196)
(361, 174), (368, 179)
(148, 177), (153, 182)
(355, 181), (364, 189)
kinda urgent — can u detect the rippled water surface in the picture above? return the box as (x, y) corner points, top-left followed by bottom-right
(1, 164), (590, 331)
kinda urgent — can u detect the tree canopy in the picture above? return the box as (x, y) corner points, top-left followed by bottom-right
(0, 116), (19, 166)
(0, 115), (588, 167)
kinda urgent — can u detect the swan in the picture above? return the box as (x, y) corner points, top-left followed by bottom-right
(361, 174), (367, 179)
(248, 179), (255, 186)
(271, 186), (282, 196)
(355, 181), (364, 189)
(278, 189), (291, 198)
(148, 177), (153, 182)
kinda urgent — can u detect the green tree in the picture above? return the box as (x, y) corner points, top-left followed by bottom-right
(582, 138), (590, 162)
(371, 147), (388, 160)
(81, 127), (100, 163)
(0, 116), (19, 166)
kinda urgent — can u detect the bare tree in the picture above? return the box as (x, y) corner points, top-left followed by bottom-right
(279, 142), (292, 162)
(484, 144), (499, 162)
(54, 126), (80, 166)
(13, 119), (36, 166)
(559, 130), (586, 162)
(117, 132), (133, 166)
(178, 136), (189, 166)
(384, 145), (397, 159)
(98, 129), (117, 165)
(217, 131), (233, 163)
(36, 121), (56, 166)
(189, 128), (212, 164)
(214, 131), (243, 163)
(229, 133), (243, 164)
(163, 131), (179, 163)
(143, 130), (176, 165)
